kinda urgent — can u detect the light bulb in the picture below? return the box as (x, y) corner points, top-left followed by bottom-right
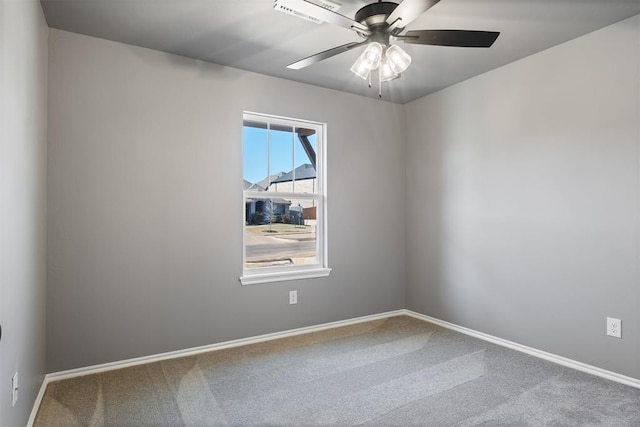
(386, 44), (411, 74)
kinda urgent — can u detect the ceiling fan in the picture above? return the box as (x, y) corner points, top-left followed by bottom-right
(274, 0), (499, 97)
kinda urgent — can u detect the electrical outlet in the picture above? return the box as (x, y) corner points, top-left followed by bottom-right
(289, 290), (298, 305)
(606, 317), (622, 338)
(11, 372), (18, 407)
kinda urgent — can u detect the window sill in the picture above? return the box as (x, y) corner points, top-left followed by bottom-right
(240, 268), (332, 286)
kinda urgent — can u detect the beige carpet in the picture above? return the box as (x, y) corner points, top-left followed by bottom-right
(34, 315), (640, 426)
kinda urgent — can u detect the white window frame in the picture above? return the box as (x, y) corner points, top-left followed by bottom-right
(240, 112), (330, 285)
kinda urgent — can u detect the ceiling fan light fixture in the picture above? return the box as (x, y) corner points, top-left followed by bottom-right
(385, 44), (412, 74)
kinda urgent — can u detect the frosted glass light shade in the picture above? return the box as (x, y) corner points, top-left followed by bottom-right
(379, 57), (400, 82)
(350, 57), (371, 80)
(361, 42), (383, 70)
(350, 42), (382, 79)
(386, 44), (411, 74)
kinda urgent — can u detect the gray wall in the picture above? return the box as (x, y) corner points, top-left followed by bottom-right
(405, 15), (640, 379)
(46, 29), (406, 372)
(0, 0), (48, 425)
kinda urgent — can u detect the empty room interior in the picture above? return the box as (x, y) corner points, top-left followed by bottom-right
(1, 0), (639, 425)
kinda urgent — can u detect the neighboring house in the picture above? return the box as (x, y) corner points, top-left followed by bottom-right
(268, 163), (316, 194)
(245, 164), (317, 225)
(245, 197), (292, 225)
(243, 179), (264, 192)
(244, 177), (293, 224)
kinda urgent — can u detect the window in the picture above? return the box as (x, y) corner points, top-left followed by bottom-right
(240, 112), (330, 285)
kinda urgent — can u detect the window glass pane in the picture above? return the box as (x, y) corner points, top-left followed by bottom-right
(243, 124), (268, 189)
(268, 127), (294, 191)
(244, 197), (318, 269)
(293, 128), (317, 194)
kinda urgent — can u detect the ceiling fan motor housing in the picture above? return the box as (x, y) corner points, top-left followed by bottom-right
(355, 2), (398, 28)
(355, 1), (399, 44)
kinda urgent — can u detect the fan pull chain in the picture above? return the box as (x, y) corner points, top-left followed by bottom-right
(368, 72), (372, 88)
(378, 69), (382, 98)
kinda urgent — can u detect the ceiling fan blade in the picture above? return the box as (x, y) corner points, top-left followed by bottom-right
(274, 0), (370, 35)
(400, 30), (500, 47)
(386, 0), (441, 31)
(287, 41), (368, 70)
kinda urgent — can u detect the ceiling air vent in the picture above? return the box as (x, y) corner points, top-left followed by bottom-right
(274, 0), (341, 24)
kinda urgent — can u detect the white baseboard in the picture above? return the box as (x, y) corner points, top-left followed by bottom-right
(29, 308), (639, 425)
(403, 309), (640, 389)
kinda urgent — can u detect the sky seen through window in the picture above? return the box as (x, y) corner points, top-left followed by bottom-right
(243, 126), (317, 185)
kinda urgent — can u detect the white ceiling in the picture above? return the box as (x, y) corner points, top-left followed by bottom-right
(40, 0), (640, 104)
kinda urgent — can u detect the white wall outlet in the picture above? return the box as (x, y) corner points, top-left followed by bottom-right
(606, 317), (622, 338)
(289, 290), (298, 305)
(11, 372), (18, 407)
